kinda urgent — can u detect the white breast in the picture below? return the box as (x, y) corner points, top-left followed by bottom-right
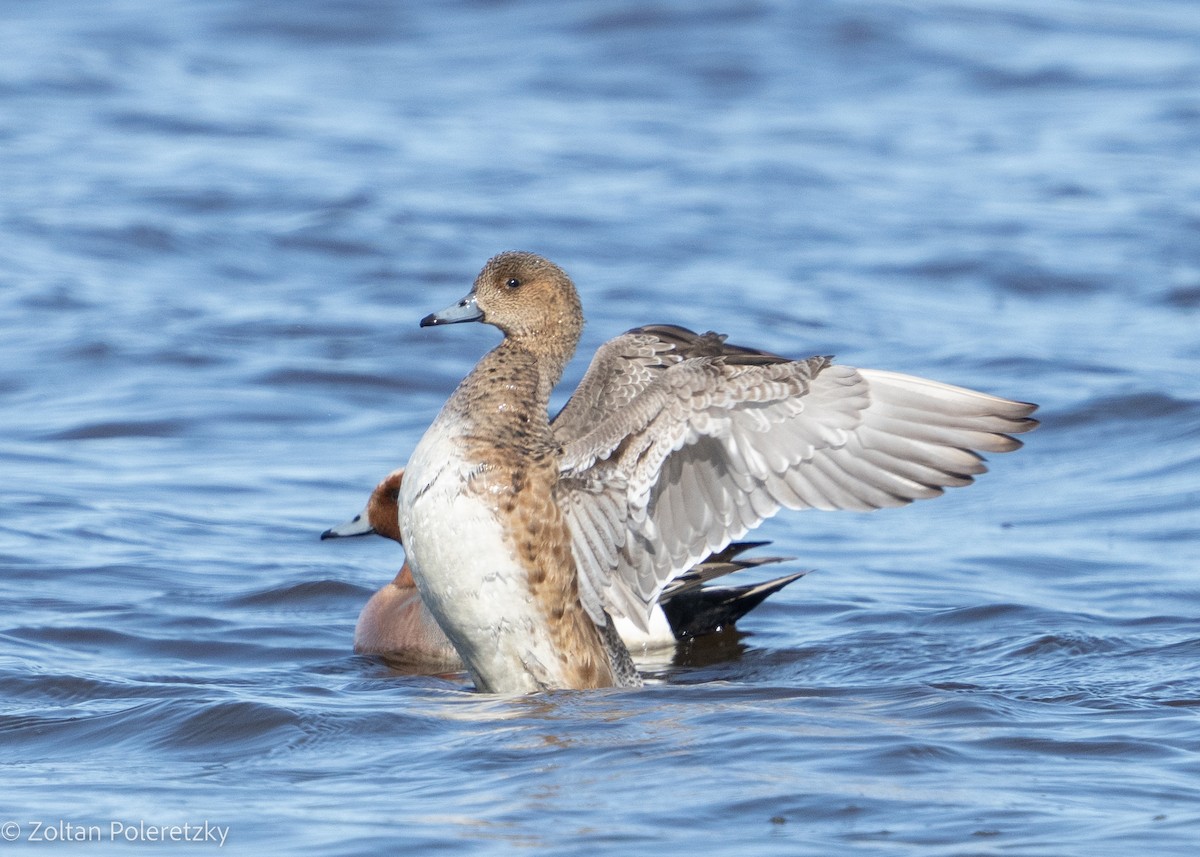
(399, 426), (569, 694)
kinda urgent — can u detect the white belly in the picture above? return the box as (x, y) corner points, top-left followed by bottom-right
(613, 608), (675, 653)
(398, 430), (568, 694)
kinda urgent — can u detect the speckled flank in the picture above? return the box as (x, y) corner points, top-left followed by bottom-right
(466, 438), (616, 689)
(453, 340), (618, 688)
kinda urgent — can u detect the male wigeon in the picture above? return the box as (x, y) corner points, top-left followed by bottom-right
(323, 468), (806, 670)
(399, 251), (1038, 694)
(321, 470), (461, 670)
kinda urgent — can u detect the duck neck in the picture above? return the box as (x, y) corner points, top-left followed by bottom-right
(508, 326), (579, 407)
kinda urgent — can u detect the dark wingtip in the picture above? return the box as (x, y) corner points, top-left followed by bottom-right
(708, 540), (773, 563)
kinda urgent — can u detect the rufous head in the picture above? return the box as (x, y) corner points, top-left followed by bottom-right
(320, 468), (404, 544)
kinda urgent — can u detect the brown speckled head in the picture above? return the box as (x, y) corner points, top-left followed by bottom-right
(423, 252), (584, 377)
(471, 252), (583, 347)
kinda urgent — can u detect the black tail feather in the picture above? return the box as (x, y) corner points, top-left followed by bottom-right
(661, 571), (808, 639)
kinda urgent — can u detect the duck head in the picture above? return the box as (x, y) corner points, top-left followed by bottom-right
(320, 468), (404, 543)
(421, 251), (584, 360)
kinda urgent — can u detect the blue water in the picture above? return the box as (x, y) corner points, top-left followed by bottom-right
(2, 0), (1199, 853)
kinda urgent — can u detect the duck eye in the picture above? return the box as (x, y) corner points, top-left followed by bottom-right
(505, 277), (521, 289)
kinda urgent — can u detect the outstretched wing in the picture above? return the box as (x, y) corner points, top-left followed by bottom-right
(558, 338), (1037, 629)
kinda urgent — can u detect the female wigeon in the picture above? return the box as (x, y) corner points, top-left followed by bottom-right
(399, 251), (1037, 694)
(323, 468), (807, 670)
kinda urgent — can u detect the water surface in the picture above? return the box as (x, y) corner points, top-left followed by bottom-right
(2, 1), (1199, 854)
